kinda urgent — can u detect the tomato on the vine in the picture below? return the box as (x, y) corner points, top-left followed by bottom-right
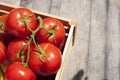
(0, 7), (64, 80)
(5, 61), (36, 80)
(6, 8), (37, 38)
(0, 14), (14, 45)
(0, 14), (7, 32)
(0, 40), (6, 63)
(36, 18), (66, 47)
(7, 39), (30, 62)
(29, 43), (62, 76)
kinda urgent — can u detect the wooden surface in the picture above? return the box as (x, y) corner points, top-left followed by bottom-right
(0, 0), (120, 80)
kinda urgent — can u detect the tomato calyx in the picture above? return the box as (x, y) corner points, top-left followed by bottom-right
(41, 25), (57, 43)
(0, 22), (5, 33)
(20, 13), (34, 32)
(35, 44), (49, 62)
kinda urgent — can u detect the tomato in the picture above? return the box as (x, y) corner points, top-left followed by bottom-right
(5, 62), (36, 80)
(0, 41), (6, 63)
(0, 14), (7, 32)
(36, 18), (66, 47)
(0, 14), (14, 45)
(6, 8), (37, 38)
(7, 39), (29, 62)
(29, 43), (62, 76)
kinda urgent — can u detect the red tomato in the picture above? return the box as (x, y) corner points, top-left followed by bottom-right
(5, 62), (36, 80)
(0, 14), (14, 45)
(0, 14), (7, 32)
(36, 18), (66, 47)
(29, 43), (62, 76)
(0, 41), (6, 63)
(6, 8), (37, 38)
(7, 39), (29, 62)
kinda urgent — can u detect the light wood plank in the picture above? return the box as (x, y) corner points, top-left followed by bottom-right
(106, 0), (120, 80)
(87, 0), (107, 80)
(56, 0), (91, 80)
(20, 0), (51, 13)
(20, 0), (33, 9)
(49, 0), (61, 15)
(0, 0), (20, 6)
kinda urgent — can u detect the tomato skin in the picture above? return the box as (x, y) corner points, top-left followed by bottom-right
(0, 14), (7, 31)
(29, 43), (62, 76)
(36, 18), (66, 47)
(5, 62), (36, 80)
(0, 14), (14, 45)
(0, 41), (6, 63)
(6, 8), (37, 38)
(7, 39), (29, 62)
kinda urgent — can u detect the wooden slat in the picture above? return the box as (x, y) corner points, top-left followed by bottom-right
(0, 0), (20, 6)
(20, 0), (51, 13)
(56, 0), (91, 80)
(20, 0), (33, 9)
(0, 9), (9, 15)
(0, 2), (15, 11)
(87, 0), (107, 80)
(105, 0), (120, 80)
(49, 0), (61, 15)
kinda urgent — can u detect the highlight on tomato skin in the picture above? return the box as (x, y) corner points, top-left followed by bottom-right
(29, 43), (62, 76)
(35, 18), (66, 48)
(0, 14), (14, 45)
(6, 8), (38, 38)
(5, 61), (36, 80)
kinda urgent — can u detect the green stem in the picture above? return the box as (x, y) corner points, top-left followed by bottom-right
(33, 16), (43, 33)
(24, 38), (32, 66)
(20, 16), (48, 66)
(0, 22), (4, 28)
(19, 38), (32, 67)
(0, 22), (4, 34)
(30, 16), (46, 56)
(22, 17), (33, 32)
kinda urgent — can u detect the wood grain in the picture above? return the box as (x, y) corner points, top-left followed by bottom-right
(87, 0), (107, 80)
(20, 0), (51, 13)
(20, 0), (33, 9)
(49, 0), (62, 15)
(0, 0), (20, 6)
(58, 0), (91, 80)
(0, 0), (120, 80)
(106, 0), (120, 80)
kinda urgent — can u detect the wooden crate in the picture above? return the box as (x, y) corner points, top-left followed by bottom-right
(0, 2), (77, 80)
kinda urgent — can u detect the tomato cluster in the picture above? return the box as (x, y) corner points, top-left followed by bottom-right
(0, 7), (66, 80)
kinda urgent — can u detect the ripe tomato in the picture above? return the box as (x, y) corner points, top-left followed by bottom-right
(7, 39), (29, 62)
(6, 8), (37, 38)
(29, 43), (62, 76)
(36, 18), (66, 47)
(0, 41), (6, 63)
(5, 62), (36, 80)
(0, 14), (14, 45)
(0, 14), (7, 32)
